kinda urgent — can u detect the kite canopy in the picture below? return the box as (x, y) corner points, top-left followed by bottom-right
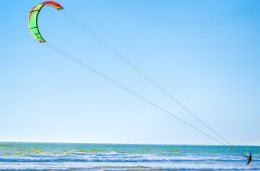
(28, 1), (63, 43)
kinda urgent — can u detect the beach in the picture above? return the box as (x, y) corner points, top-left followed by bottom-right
(0, 142), (259, 170)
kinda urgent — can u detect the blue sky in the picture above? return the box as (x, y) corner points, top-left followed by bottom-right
(1, 0), (259, 145)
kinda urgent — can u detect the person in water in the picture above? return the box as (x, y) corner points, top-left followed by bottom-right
(244, 153), (252, 164)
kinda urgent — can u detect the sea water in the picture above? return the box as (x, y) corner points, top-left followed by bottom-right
(0, 142), (259, 170)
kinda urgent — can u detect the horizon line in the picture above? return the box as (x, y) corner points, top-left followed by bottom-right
(0, 140), (258, 146)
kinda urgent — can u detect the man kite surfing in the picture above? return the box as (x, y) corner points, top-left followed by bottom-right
(244, 153), (252, 164)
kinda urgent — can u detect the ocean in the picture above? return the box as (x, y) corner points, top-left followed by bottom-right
(0, 142), (259, 170)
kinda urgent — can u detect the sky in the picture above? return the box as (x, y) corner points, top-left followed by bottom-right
(0, 0), (259, 145)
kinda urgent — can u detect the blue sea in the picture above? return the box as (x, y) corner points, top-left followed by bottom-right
(0, 143), (259, 170)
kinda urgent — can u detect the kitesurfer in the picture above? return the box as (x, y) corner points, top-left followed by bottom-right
(244, 153), (252, 164)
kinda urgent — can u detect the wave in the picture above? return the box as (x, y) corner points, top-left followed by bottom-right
(0, 153), (259, 163)
(0, 161), (259, 171)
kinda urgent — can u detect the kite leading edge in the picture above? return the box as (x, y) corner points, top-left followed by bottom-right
(28, 1), (63, 43)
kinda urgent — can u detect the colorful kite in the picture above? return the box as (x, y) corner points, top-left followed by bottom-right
(28, 1), (63, 43)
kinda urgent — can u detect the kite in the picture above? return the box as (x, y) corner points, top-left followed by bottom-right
(28, 1), (63, 43)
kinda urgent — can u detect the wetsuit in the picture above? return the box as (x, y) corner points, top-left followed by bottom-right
(247, 153), (252, 164)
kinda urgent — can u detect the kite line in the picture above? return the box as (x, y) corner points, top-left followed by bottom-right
(62, 9), (231, 146)
(45, 42), (225, 145)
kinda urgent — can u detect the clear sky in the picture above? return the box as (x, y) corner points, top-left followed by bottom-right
(1, 0), (259, 145)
